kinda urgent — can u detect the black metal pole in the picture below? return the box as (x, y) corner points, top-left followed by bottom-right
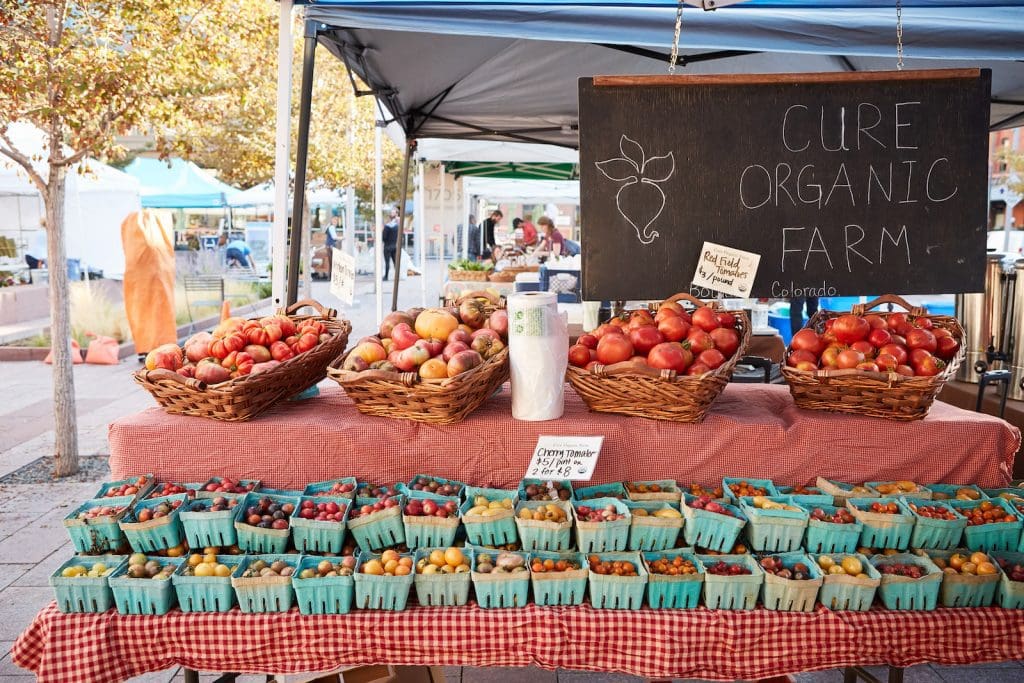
(390, 139), (415, 312)
(286, 20), (318, 306)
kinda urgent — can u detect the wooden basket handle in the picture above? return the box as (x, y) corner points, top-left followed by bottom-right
(144, 368), (208, 390)
(586, 361), (680, 380)
(283, 299), (337, 319)
(851, 294), (926, 317)
(453, 290), (501, 306)
(662, 292), (720, 310)
(333, 364), (421, 387)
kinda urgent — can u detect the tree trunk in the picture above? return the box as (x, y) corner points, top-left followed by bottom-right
(46, 167), (80, 477)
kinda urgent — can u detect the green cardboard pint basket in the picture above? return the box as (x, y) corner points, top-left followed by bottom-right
(760, 551), (823, 612)
(172, 554), (243, 613)
(625, 480), (679, 502)
(514, 500), (573, 552)
(63, 496), (133, 554)
(109, 556), (182, 615)
(234, 492), (301, 554)
(403, 491), (460, 549)
(698, 553), (763, 610)
(917, 548), (1000, 607)
(948, 498), (1023, 552)
(906, 500), (968, 550)
(93, 474), (155, 502)
(739, 497), (808, 553)
(197, 477), (260, 499)
(574, 498), (631, 553)
(722, 477), (779, 503)
(180, 497), (239, 549)
(49, 554), (126, 614)
(814, 553), (880, 611)
(348, 495), (407, 551)
(574, 482), (627, 501)
(798, 503), (864, 554)
(412, 547), (472, 607)
(682, 494), (746, 553)
(119, 493), (189, 553)
(471, 549), (530, 608)
(292, 555), (355, 615)
(231, 554), (298, 613)
(991, 551), (1024, 608)
(871, 553), (942, 611)
(461, 489), (518, 547)
(290, 495), (350, 553)
(777, 486), (833, 507)
(847, 498), (915, 550)
(625, 500), (683, 552)
(529, 551), (588, 606)
(587, 551), (648, 609)
(643, 551), (704, 609)
(353, 551), (415, 610)
(304, 477), (357, 499)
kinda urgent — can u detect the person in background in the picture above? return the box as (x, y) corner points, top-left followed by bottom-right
(512, 217), (524, 244)
(521, 213), (538, 248)
(224, 235), (257, 273)
(790, 297), (819, 335)
(466, 214), (481, 260)
(481, 209), (502, 254)
(536, 215), (565, 257)
(325, 215), (340, 271)
(382, 208), (399, 280)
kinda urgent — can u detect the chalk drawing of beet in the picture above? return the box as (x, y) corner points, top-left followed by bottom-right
(595, 135), (675, 245)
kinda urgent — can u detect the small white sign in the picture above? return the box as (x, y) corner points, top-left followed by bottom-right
(525, 435), (604, 481)
(691, 241), (761, 298)
(329, 248), (356, 305)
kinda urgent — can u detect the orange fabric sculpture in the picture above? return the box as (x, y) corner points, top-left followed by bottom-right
(121, 210), (176, 354)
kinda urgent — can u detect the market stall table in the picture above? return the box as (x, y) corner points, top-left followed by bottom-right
(13, 602), (1024, 683)
(110, 383), (1019, 490)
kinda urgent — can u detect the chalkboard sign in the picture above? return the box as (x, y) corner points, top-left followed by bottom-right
(578, 70), (991, 300)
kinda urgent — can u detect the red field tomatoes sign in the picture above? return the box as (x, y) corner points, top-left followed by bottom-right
(579, 70), (991, 300)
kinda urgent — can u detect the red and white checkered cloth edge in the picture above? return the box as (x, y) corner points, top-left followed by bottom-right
(110, 383), (1018, 490)
(12, 601), (1024, 683)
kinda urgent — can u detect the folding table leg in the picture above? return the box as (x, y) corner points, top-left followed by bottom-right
(887, 667), (905, 683)
(183, 670), (199, 683)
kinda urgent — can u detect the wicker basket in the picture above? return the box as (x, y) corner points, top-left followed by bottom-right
(781, 294), (965, 421)
(134, 300), (351, 421)
(328, 294), (509, 425)
(566, 293), (751, 422)
(448, 268), (491, 282)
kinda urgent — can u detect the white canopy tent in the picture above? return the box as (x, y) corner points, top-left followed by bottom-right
(0, 123), (141, 279)
(462, 177), (580, 205)
(227, 180), (351, 208)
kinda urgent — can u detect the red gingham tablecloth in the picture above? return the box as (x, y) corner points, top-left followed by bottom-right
(110, 383), (1019, 490)
(12, 602), (1024, 683)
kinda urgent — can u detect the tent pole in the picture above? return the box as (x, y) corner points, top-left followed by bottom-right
(286, 19), (318, 307)
(417, 159), (426, 308)
(374, 122), (384, 326)
(271, 0), (293, 308)
(390, 139), (414, 312)
(345, 186), (356, 259)
(461, 184), (470, 260)
(439, 163), (446, 298)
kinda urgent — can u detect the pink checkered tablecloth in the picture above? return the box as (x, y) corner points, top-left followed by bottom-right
(12, 601), (1024, 682)
(109, 383), (1018, 490)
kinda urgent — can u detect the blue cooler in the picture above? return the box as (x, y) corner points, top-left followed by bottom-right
(514, 272), (540, 293)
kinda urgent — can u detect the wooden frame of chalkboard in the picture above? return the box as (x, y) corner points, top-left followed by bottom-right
(579, 69), (991, 301)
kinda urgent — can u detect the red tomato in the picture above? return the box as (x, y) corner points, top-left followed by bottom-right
(709, 327), (740, 358)
(647, 342), (691, 373)
(913, 316), (934, 330)
(850, 340), (875, 358)
(856, 361), (880, 373)
(593, 323), (624, 339)
(698, 348), (726, 370)
(270, 340), (295, 362)
(584, 360), (599, 371)
(656, 301), (688, 320)
(716, 312), (737, 329)
(878, 343), (908, 365)
(577, 333), (598, 349)
(221, 350), (254, 375)
(245, 320), (283, 347)
(832, 315), (870, 344)
(654, 307), (679, 324)
(887, 313), (912, 336)
(790, 329), (823, 356)
(875, 353), (899, 371)
(864, 314), (886, 329)
(787, 349), (818, 368)
(795, 361), (819, 372)
(933, 327), (952, 339)
(820, 345), (844, 368)
(658, 315), (691, 342)
(568, 344), (592, 367)
(298, 319), (326, 337)
(867, 327), (892, 348)
(908, 348), (933, 366)
(629, 325), (665, 355)
(596, 334), (634, 365)
(935, 335), (960, 360)
(895, 364), (915, 377)
(837, 349), (865, 369)
(913, 355), (945, 377)
(627, 310), (655, 330)
(906, 328), (937, 353)
(824, 318), (836, 332)
(685, 362), (711, 376)
(890, 334), (907, 347)
(686, 329), (715, 353)
(290, 331), (319, 354)
(691, 307), (721, 332)
(210, 332), (246, 360)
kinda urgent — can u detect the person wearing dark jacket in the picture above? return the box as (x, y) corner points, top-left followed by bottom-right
(382, 209), (399, 280)
(481, 209), (502, 255)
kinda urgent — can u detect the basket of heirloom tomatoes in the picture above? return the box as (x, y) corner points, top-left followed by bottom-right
(781, 294), (964, 421)
(566, 293), (750, 422)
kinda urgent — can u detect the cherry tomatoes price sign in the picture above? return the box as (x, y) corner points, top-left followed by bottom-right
(525, 436), (604, 481)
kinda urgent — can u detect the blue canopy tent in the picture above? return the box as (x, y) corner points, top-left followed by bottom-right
(124, 157), (239, 209)
(274, 0), (1024, 304)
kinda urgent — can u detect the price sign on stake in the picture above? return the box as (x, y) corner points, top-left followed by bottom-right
(525, 436), (604, 481)
(329, 248), (356, 305)
(691, 242), (761, 298)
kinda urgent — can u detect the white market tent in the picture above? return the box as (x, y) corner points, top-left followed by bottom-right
(462, 177), (579, 205)
(0, 123), (141, 279)
(227, 180), (350, 208)
(271, 0), (1024, 309)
